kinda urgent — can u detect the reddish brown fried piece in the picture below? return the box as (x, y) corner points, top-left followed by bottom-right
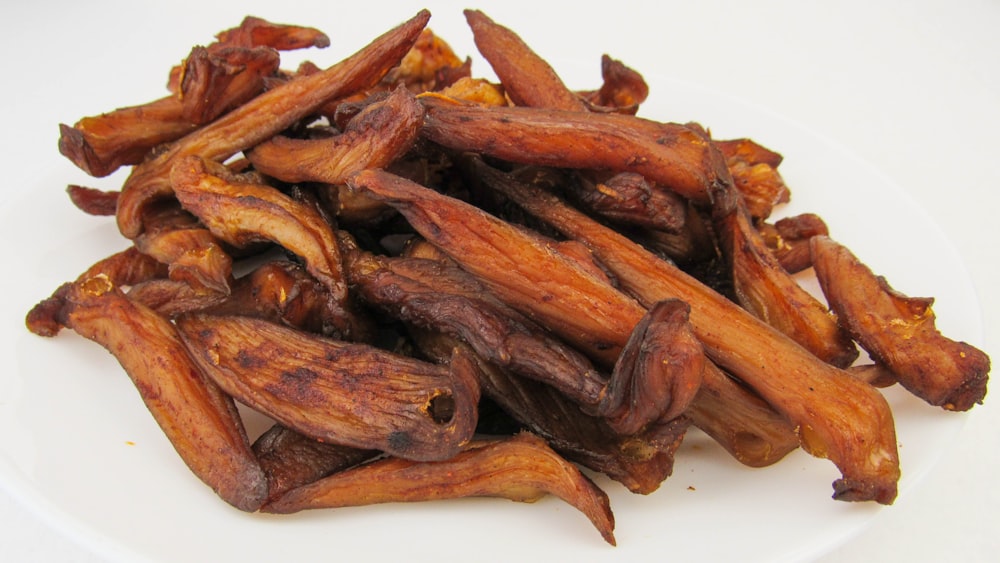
(419, 95), (730, 205)
(214, 15), (331, 51)
(262, 432), (616, 546)
(66, 185), (119, 216)
(380, 28), (470, 94)
(126, 278), (228, 317)
(464, 9), (585, 112)
(58, 277), (267, 511)
(564, 171), (688, 234)
(244, 85), (424, 185)
(115, 9), (431, 239)
(177, 45), (281, 125)
(170, 155), (362, 336)
(464, 163), (900, 504)
(585, 54), (650, 113)
(758, 212), (829, 274)
(253, 424), (378, 503)
(175, 314), (480, 462)
(811, 236), (990, 410)
(715, 138), (790, 220)
(712, 184), (858, 367)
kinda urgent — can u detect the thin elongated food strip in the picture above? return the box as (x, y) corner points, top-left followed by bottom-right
(811, 235), (989, 410)
(58, 277), (267, 511)
(263, 432), (616, 546)
(116, 9), (431, 239)
(175, 314), (480, 462)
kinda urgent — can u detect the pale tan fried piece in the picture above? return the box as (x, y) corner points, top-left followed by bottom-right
(712, 184), (858, 367)
(464, 9), (586, 112)
(170, 155), (363, 338)
(174, 314), (480, 462)
(811, 235), (989, 411)
(454, 163), (901, 504)
(419, 95), (730, 204)
(59, 277), (267, 511)
(244, 85), (424, 185)
(115, 9), (431, 239)
(262, 432), (616, 546)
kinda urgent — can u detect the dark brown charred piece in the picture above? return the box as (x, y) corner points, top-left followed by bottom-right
(712, 183), (858, 367)
(252, 424), (378, 503)
(419, 95), (731, 205)
(115, 10), (431, 239)
(470, 162), (900, 504)
(58, 277), (267, 511)
(25, 246), (169, 337)
(415, 331), (687, 495)
(245, 85), (424, 185)
(66, 185), (119, 216)
(565, 171), (688, 234)
(340, 238), (609, 410)
(464, 9), (586, 112)
(811, 235), (990, 410)
(715, 138), (790, 220)
(175, 314), (480, 461)
(758, 213), (829, 274)
(262, 432), (616, 546)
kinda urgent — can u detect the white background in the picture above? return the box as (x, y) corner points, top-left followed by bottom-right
(1, 1), (997, 561)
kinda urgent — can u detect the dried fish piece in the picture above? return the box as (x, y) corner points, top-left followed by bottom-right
(262, 432), (617, 546)
(175, 314), (480, 462)
(712, 183), (858, 367)
(115, 9), (431, 239)
(58, 277), (267, 511)
(811, 235), (989, 410)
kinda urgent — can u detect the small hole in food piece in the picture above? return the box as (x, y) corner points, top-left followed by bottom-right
(427, 391), (455, 424)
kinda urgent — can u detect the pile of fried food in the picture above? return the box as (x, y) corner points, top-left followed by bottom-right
(26, 9), (990, 545)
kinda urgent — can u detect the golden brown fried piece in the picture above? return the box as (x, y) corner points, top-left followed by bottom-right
(419, 96), (730, 204)
(811, 236), (990, 410)
(464, 9), (585, 112)
(244, 85), (424, 185)
(381, 28), (470, 94)
(170, 155), (362, 337)
(58, 277), (267, 511)
(712, 184), (858, 367)
(262, 432), (616, 546)
(715, 138), (790, 220)
(461, 163), (901, 504)
(176, 45), (280, 125)
(253, 424), (378, 503)
(175, 314), (480, 462)
(115, 9), (431, 239)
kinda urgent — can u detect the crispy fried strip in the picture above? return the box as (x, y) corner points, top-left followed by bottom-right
(715, 138), (790, 220)
(175, 314), (480, 462)
(419, 163), (899, 503)
(177, 45), (280, 125)
(713, 184), (858, 367)
(245, 85), (424, 185)
(464, 9), (586, 111)
(115, 9), (431, 239)
(262, 432), (616, 546)
(419, 95), (730, 204)
(66, 185), (119, 216)
(586, 54), (650, 113)
(59, 277), (267, 511)
(811, 236), (989, 410)
(214, 15), (331, 51)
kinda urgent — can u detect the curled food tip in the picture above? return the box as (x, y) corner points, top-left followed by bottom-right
(262, 432), (616, 546)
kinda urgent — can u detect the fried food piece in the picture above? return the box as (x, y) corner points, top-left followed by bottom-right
(214, 15), (331, 51)
(126, 278), (229, 317)
(244, 85), (424, 185)
(419, 95), (731, 205)
(174, 314), (480, 462)
(381, 28), (470, 94)
(564, 171), (688, 234)
(66, 185), (119, 216)
(176, 45), (280, 125)
(464, 9), (586, 112)
(415, 330), (689, 494)
(811, 235), (990, 410)
(58, 277), (267, 511)
(584, 54), (650, 113)
(464, 163), (900, 504)
(253, 424), (378, 503)
(170, 155), (362, 337)
(757, 213), (829, 274)
(712, 184), (858, 367)
(262, 432), (616, 546)
(115, 9), (431, 239)
(715, 138), (790, 220)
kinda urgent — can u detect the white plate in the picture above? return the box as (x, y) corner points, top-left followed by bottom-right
(0, 5), (984, 563)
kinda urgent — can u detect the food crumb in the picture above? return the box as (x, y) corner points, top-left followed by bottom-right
(125, 440), (136, 446)
(687, 485), (696, 491)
